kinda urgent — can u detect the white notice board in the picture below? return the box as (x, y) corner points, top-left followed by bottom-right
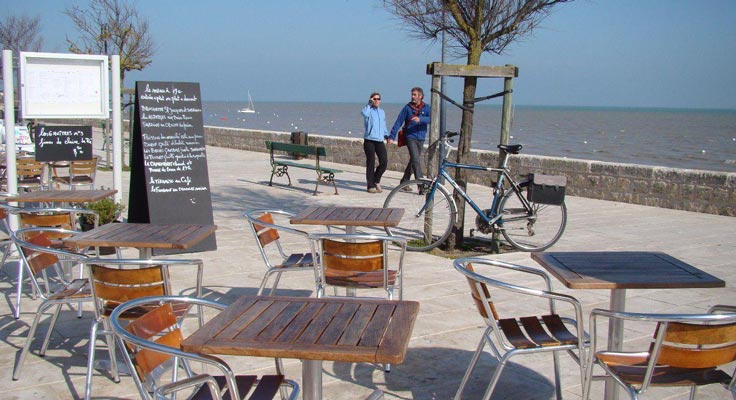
(20, 52), (109, 119)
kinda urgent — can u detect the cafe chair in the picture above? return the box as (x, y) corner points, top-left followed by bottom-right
(110, 295), (300, 400)
(0, 203), (18, 270)
(83, 258), (205, 400)
(10, 227), (92, 381)
(582, 305), (736, 400)
(52, 156), (98, 190)
(244, 209), (318, 296)
(453, 258), (587, 400)
(9, 206), (99, 318)
(308, 233), (406, 300)
(16, 158), (45, 191)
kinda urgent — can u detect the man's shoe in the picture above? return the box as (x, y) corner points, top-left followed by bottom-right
(400, 186), (412, 192)
(375, 184), (383, 193)
(367, 187), (379, 193)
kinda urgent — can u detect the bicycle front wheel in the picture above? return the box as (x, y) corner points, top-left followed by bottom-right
(383, 179), (456, 252)
(498, 186), (567, 251)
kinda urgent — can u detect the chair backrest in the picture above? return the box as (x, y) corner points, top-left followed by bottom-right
(16, 158), (44, 178)
(70, 157), (97, 175)
(310, 233), (406, 298)
(253, 212), (281, 248)
(321, 238), (385, 272)
(123, 303), (182, 379)
(20, 212), (75, 231)
(652, 320), (736, 369)
(88, 263), (169, 318)
(19, 233), (60, 275)
(463, 263), (499, 321)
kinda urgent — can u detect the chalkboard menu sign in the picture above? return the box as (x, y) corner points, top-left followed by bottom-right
(34, 125), (93, 161)
(128, 81), (216, 254)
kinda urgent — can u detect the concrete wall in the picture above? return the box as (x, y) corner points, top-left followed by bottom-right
(204, 126), (736, 216)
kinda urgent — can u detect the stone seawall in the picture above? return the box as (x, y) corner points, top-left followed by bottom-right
(204, 126), (736, 216)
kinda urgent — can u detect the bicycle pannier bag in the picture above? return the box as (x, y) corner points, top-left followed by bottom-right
(527, 174), (567, 205)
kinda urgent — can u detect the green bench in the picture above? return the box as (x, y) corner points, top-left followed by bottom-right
(266, 141), (342, 195)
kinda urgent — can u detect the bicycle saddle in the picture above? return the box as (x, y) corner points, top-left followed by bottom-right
(498, 144), (523, 154)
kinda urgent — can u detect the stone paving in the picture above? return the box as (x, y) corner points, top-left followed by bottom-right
(2, 143), (735, 399)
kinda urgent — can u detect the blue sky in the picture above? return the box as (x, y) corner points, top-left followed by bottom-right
(5, 0), (736, 109)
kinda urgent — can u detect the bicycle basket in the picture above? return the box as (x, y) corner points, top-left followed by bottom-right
(527, 174), (567, 205)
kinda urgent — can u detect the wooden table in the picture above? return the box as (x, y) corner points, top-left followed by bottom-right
(63, 222), (217, 258)
(181, 295), (420, 400)
(5, 189), (117, 204)
(531, 251), (725, 400)
(290, 206), (404, 234)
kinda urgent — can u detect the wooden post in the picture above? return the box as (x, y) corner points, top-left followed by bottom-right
(428, 64), (442, 177)
(491, 70), (516, 252)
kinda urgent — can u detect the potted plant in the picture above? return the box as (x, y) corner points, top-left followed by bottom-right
(79, 198), (126, 231)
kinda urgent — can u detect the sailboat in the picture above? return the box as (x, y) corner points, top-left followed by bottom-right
(237, 91), (256, 113)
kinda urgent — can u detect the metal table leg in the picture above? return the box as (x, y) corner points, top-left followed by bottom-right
(605, 288), (626, 400)
(302, 359), (323, 400)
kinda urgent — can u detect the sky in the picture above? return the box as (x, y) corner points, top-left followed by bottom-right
(4, 0), (736, 109)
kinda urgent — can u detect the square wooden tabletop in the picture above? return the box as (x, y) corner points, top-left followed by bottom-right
(531, 251), (725, 290)
(290, 206), (404, 228)
(5, 189), (118, 203)
(181, 295), (420, 364)
(63, 222), (217, 250)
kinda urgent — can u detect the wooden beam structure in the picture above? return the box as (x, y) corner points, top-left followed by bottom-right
(426, 62), (518, 78)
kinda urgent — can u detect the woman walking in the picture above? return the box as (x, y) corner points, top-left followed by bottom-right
(361, 92), (389, 193)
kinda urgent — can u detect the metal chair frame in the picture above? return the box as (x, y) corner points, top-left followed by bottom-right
(582, 305), (736, 400)
(10, 227), (91, 381)
(308, 232), (406, 301)
(453, 258), (587, 400)
(82, 258), (205, 400)
(110, 295), (299, 400)
(7, 205), (98, 318)
(244, 209), (318, 296)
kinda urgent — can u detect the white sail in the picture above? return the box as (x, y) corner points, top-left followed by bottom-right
(238, 91), (256, 113)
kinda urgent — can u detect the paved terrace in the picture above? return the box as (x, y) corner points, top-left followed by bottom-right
(2, 144), (735, 399)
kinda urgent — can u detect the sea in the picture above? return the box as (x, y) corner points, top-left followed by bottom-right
(202, 101), (736, 173)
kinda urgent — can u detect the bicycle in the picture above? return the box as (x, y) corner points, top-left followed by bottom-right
(383, 131), (567, 252)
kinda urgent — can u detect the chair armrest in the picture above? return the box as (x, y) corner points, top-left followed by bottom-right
(154, 374), (221, 400)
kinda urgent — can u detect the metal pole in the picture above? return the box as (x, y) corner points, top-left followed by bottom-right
(3, 50), (17, 196)
(111, 55), (123, 204)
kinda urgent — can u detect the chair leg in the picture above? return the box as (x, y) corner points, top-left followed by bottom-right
(103, 320), (121, 383)
(40, 304), (62, 355)
(552, 351), (563, 400)
(14, 261), (24, 319)
(13, 302), (53, 380)
(257, 271), (275, 296)
(85, 320), (100, 400)
(482, 353), (512, 400)
(454, 333), (490, 400)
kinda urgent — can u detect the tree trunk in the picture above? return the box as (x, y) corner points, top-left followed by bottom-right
(447, 44), (482, 250)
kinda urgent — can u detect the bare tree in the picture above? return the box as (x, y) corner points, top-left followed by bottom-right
(384, 0), (571, 249)
(65, 0), (155, 88)
(0, 14), (43, 73)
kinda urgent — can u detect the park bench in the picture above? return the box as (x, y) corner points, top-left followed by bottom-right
(266, 141), (342, 195)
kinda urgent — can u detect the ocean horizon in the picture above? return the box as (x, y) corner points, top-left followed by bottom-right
(202, 101), (736, 173)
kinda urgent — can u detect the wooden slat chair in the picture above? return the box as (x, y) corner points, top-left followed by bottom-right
(309, 233), (406, 300)
(583, 305), (736, 399)
(52, 156), (98, 190)
(16, 158), (45, 191)
(244, 209), (318, 295)
(453, 258), (587, 400)
(83, 258), (204, 400)
(9, 206), (98, 318)
(10, 227), (91, 381)
(110, 295), (300, 400)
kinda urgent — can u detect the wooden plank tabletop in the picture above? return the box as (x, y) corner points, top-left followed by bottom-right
(290, 206), (404, 227)
(531, 251), (725, 290)
(5, 189), (118, 203)
(181, 295), (419, 364)
(63, 222), (217, 250)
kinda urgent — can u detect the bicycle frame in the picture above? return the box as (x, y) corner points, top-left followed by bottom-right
(422, 144), (531, 228)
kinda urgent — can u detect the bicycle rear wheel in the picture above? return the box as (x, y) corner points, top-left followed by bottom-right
(499, 186), (567, 251)
(383, 179), (456, 252)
